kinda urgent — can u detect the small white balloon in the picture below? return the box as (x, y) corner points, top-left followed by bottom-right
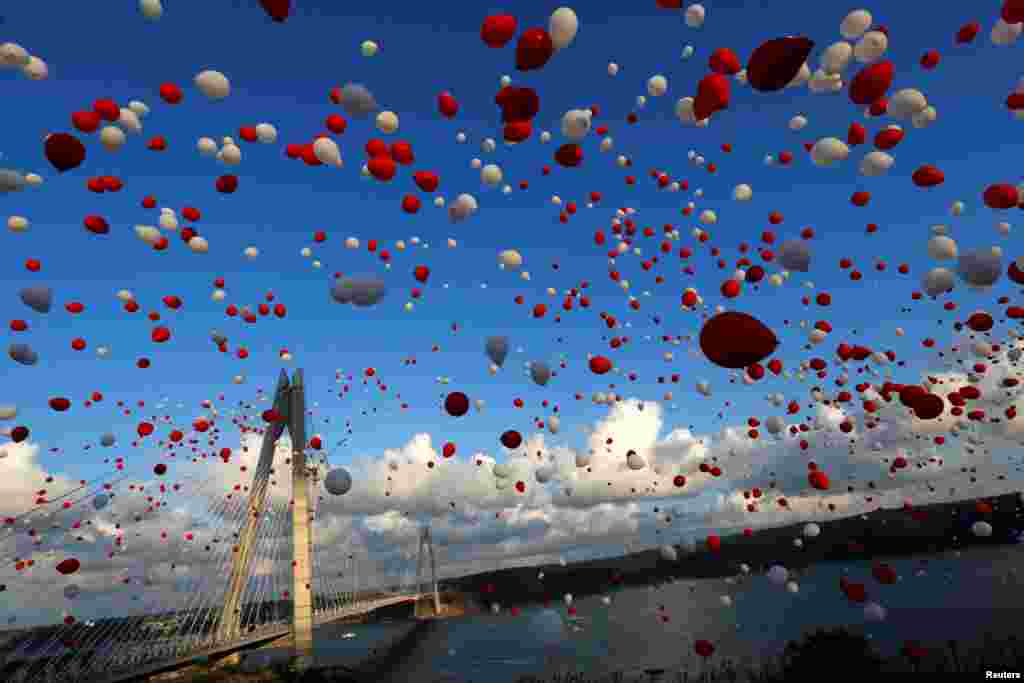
(139, 0), (164, 21)
(194, 70), (231, 100)
(360, 40), (379, 57)
(376, 111), (399, 134)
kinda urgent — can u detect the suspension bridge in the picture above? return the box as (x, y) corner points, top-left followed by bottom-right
(0, 369), (442, 683)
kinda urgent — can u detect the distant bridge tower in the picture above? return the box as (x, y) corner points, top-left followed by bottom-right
(415, 524), (441, 616)
(217, 369), (315, 668)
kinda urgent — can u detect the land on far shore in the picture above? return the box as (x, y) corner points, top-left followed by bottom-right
(440, 491), (1024, 609)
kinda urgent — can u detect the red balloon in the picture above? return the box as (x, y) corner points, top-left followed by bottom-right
(589, 355), (613, 374)
(495, 86), (540, 122)
(83, 215), (109, 234)
(159, 83), (183, 104)
(71, 111), (101, 134)
(695, 640), (715, 658)
(515, 28), (554, 71)
(368, 156), (397, 182)
(919, 50), (940, 70)
(390, 141), (414, 165)
(413, 265), (430, 283)
(966, 311), (994, 332)
(956, 22), (980, 44)
(44, 133), (87, 172)
(911, 165), (944, 188)
(93, 99), (120, 122)
(445, 392), (470, 417)
(847, 122), (867, 145)
(554, 143), (583, 168)
(699, 312), (778, 369)
(983, 183), (1019, 209)
(437, 91), (459, 118)
(708, 48), (742, 75)
(1005, 0), (1024, 23)
(413, 171), (439, 193)
(481, 14), (517, 48)
(500, 430), (523, 449)
(849, 60), (894, 105)
(56, 558), (80, 575)
(216, 175), (239, 194)
(874, 127), (904, 150)
(401, 194), (421, 214)
(154, 463), (167, 476)
(259, 0), (291, 22)
(325, 114), (347, 135)
(504, 119), (533, 143)
(442, 442), (456, 458)
(745, 36), (814, 92)
(49, 397), (71, 412)
(808, 470), (830, 490)
(693, 73), (730, 121)
(912, 393), (945, 420)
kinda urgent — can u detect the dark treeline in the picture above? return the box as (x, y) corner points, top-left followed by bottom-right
(442, 492), (1024, 608)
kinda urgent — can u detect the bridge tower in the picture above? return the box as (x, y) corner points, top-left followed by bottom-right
(216, 369), (315, 667)
(415, 524), (441, 616)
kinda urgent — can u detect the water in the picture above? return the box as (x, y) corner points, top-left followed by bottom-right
(307, 543), (1024, 683)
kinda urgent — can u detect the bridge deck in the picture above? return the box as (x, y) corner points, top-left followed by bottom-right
(64, 594), (422, 683)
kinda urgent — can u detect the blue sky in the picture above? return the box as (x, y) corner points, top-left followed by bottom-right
(1, 0), (1024, 606)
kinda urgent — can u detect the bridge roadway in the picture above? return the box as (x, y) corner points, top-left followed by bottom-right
(90, 593), (422, 683)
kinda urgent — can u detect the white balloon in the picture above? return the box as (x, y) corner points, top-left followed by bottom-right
(859, 150), (894, 177)
(139, 0), (164, 21)
(481, 164), (503, 186)
(197, 137), (218, 156)
(255, 123), (278, 144)
(21, 56), (48, 81)
(675, 97), (697, 124)
(128, 100), (150, 117)
(840, 10), (872, 40)
(244, 246), (259, 260)
(788, 115), (808, 131)
(802, 523), (820, 538)
(561, 109), (592, 140)
(821, 41), (854, 74)
(863, 602), (887, 622)
(194, 70), (231, 100)
(313, 138), (343, 167)
(853, 31), (887, 63)
(681, 44), (695, 59)
(499, 249), (523, 269)
(360, 40), (379, 57)
(24, 173), (42, 187)
(927, 235), (958, 261)
(607, 62), (619, 76)
(376, 111), (399, 134)
(220, 144), (242, 166)
(7, 216), (29, 233)
(0, 42), (30, 67)
(767, 565), (789, 585)
(732, 184), (753, 201)
(99, 126), (126, 152)
(911, 106), (937, 129)
(135, 225), (161, 245)
(548, 8), (579, 50)
(887, 89), (928, 119)
(647, 75), (668, 97)
(971, 521), (993, 537)
(810, 137), (849, 166)
(992, 19), (1023, 47)
(684, 4), (706, 29)
(188, 236), (209, 253)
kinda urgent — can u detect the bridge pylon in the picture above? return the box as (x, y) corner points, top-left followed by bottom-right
(216, 369), (315, 668)
(415, 524), (441, 616)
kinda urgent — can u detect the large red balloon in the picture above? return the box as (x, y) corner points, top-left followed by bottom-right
(912, 393), (944, 420)
(849, 60), (894, 105)
(500, 430), (523, 449)
(515, 28), (554, 71)
(44, 133), (87, 172)
(445, 392), (470, 417)
(699, 312), (778, 369)
(745, 36), (814, 92)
